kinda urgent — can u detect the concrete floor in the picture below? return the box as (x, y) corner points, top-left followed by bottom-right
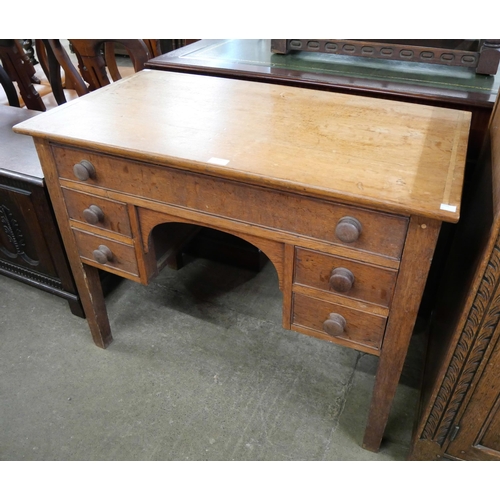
(0, 254), (424, 460)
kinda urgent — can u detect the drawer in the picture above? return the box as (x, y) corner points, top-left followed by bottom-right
(294, 248), (397, 307)
(52, 145), (408, 259)
(62, 188), (132, 236)
(72, 228), (139, 277)
(292, 293), (387, 350)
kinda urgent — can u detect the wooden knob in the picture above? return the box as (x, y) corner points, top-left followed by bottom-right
(323, 313), (347, 337)
(92, 245), (113, 264)
(329, 267), (355, 293)
(73, 160), (96, 181)
(82, 205), (104, 225)
(335, 216), (362, 243)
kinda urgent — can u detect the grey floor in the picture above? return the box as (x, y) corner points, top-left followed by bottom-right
(0, 254), (424, 461)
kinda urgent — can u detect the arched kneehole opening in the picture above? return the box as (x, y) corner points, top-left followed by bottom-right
(146, 222), (284, 324)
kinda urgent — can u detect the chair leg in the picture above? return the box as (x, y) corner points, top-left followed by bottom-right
(104, 42), (121, 82)
(0, 63), (20, 107)
(36, 40), (67, 105)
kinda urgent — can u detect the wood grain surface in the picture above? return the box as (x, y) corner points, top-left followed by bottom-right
(14, 70), (471, 222)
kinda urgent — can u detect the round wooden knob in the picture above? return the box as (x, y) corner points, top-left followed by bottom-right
(73, 160), (96, 181)
(92, 245), (113, 264)
(335, 216), (362, 243)
(329, 267), (355, 293)
(323, 313), (347, 337)
(83, 205), (104, 225)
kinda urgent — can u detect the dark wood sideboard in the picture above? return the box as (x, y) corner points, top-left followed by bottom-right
(0, 106), (83, 316)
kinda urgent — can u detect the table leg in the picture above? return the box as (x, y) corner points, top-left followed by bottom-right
(78, 263), (112, 348)
(362, 216), (441, 452)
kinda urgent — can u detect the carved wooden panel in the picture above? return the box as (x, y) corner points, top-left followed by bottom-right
(0, 203), (38, 265)
(0, 176), (56, 276)
(271, 40), (500, 75)
(0, 171), (83, 316)
(420, 236), (500, 446)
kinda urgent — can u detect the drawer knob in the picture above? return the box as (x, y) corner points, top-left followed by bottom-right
(335, 216), (362, 243)
(323, 313), (347, 337)
(83, 205), (104, 225)
(73, 160), (96, 181)
(329, 267), (355, 293)
(92, 245), (113, 264)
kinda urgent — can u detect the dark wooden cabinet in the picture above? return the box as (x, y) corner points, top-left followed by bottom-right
(410, 95), (500, 461)
(0, 106), (83, 316)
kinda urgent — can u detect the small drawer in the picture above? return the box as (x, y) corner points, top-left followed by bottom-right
(52, 146), (122, 188)
(294, 248), (397, 307)
(72, 228), (139, 277)
(292, 293), (387, 350)
(322, 210), (407, 261)
(62, 188), (132, 236)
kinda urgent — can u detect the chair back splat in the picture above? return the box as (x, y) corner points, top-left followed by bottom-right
(35, 39), (152, 105)
(68, 39), (150, 91)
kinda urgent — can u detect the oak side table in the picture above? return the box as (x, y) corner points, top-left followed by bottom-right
(15, 70), (470, 452)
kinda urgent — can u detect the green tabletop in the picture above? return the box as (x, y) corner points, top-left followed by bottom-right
(148, 39), (500, 106)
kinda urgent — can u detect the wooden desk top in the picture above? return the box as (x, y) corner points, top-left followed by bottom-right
(14, 70), (471, 222)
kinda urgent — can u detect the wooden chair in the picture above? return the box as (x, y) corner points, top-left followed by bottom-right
(0, 39), (46, 111)
(70, 39), (151, 90)
(35, 39), (151, 105)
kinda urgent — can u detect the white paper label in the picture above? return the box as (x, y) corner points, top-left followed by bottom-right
(208, 157), (230, 166)
(440, 203), (457, 212)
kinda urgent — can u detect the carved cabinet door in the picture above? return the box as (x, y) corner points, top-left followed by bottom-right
(0, 171), (83, 316)
(0, 177), (58, 277)
(445, 337), (500, 460)
(408, 82), (500, 462)
(1, 114), (57, 277)
(441, 84), (500, 461)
